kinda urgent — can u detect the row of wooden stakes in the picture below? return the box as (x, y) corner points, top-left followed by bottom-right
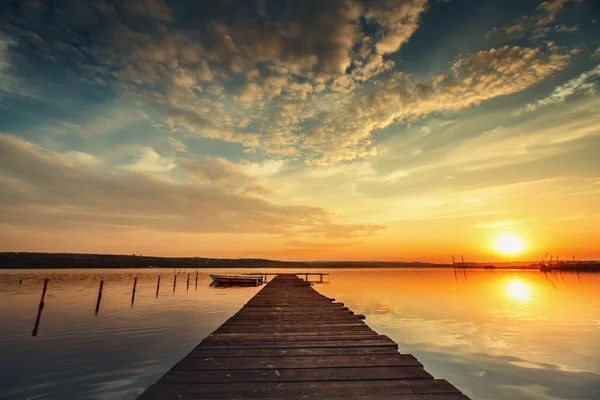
(30, 272), (201, 337)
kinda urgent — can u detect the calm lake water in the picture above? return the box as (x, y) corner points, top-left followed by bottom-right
(0, 268), (598, 400)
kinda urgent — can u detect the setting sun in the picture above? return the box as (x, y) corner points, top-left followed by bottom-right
(493, 233), (525, 255)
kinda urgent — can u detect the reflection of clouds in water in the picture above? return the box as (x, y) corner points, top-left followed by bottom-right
(371, 315), (513, 352)
(356, 302), (402, 316)
(368, 316), (599, 399)
(498, 384), (575, 400)
(409, 350), (599, 400)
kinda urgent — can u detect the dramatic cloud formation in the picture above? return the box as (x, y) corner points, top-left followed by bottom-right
(3, 0), (572, 163)
(302, 45), (571, 163)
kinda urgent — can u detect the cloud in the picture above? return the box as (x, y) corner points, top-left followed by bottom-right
(364, 0), (429, 55)
(387, 96), (600, 176)
(485, 0), (572, 42)
(168, 137), (188, 153)
(0, 1), (581, 164)
(475, 220), (526, 229)
(124, 146), (175, 173)
(62, 151), (100, 166)
(0, 1), (429, 157)
(241, 160), (286, 178)
(177, 156), (258, 190)
(0, 36), (11, 71)
(513, 63), (600, 115)
(0, 133), (384, 239)
(593, 47), (600, 60)
(302, 45), (571, 163)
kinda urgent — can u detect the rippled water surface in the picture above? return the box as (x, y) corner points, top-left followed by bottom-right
(0, 268), (598, 400)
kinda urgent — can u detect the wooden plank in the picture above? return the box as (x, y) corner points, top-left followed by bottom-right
(207, 331), (379, 337)
(138, 379), (460, 400)
(172, 354), (422, 370)
(195, 338), (399, 349)
(400, 379), (462, 394)
(158, 366), (433, 383)
(221, 319), (368, 326)
(214, 325), (374, 333)
(226, 316), (367, 323)
(137, 383), (419, 400)
(188, 347), (400, 357)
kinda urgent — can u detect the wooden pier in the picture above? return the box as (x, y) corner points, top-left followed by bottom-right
(138, 274), (469, 399)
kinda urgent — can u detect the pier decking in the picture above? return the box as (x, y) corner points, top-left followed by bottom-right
(138, 274), (469, 399)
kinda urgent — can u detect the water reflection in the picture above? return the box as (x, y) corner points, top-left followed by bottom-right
(505, 279), (531, 302)
(315, 269), (600, 400)
(1, 268), (599, 400)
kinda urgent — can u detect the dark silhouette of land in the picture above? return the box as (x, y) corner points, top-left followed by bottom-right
(0, 252), (598, 271)
(0, 252), (309, 269)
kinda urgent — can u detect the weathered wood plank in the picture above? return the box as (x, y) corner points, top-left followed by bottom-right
(195, 338), (399, 349)
(138, 379), (461, 400)
(158, 366), (433, 383)
(188, 346), (400, 357)
(172, 354), (422, 370)
(206, 332), (380, 340)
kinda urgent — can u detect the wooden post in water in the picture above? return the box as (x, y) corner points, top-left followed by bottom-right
(131, 277), (137, 307)
(320, 273), (323, 283)
(95, 280), (104, 315)
(32, 278), (49, 336)
(156, 275), (161, 298)
(305, 273), (308, 282)
(173, 274), (177, 295)
(40, 279), (49, 304)
(195, 271), (198, 291)
(187, 273), (190, 291)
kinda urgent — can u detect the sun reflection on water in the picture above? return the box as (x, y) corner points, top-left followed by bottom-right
(506, 279), (531, 302)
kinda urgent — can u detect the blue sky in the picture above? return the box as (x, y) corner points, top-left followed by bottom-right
(1, 0), (599, 260)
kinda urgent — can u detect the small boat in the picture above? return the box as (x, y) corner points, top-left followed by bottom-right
(210, 274), (263, 285)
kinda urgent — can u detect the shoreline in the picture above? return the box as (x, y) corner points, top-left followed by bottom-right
(1, 252), (598, 271)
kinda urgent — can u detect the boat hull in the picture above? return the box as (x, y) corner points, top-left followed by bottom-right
(210, 274), (263, 285)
